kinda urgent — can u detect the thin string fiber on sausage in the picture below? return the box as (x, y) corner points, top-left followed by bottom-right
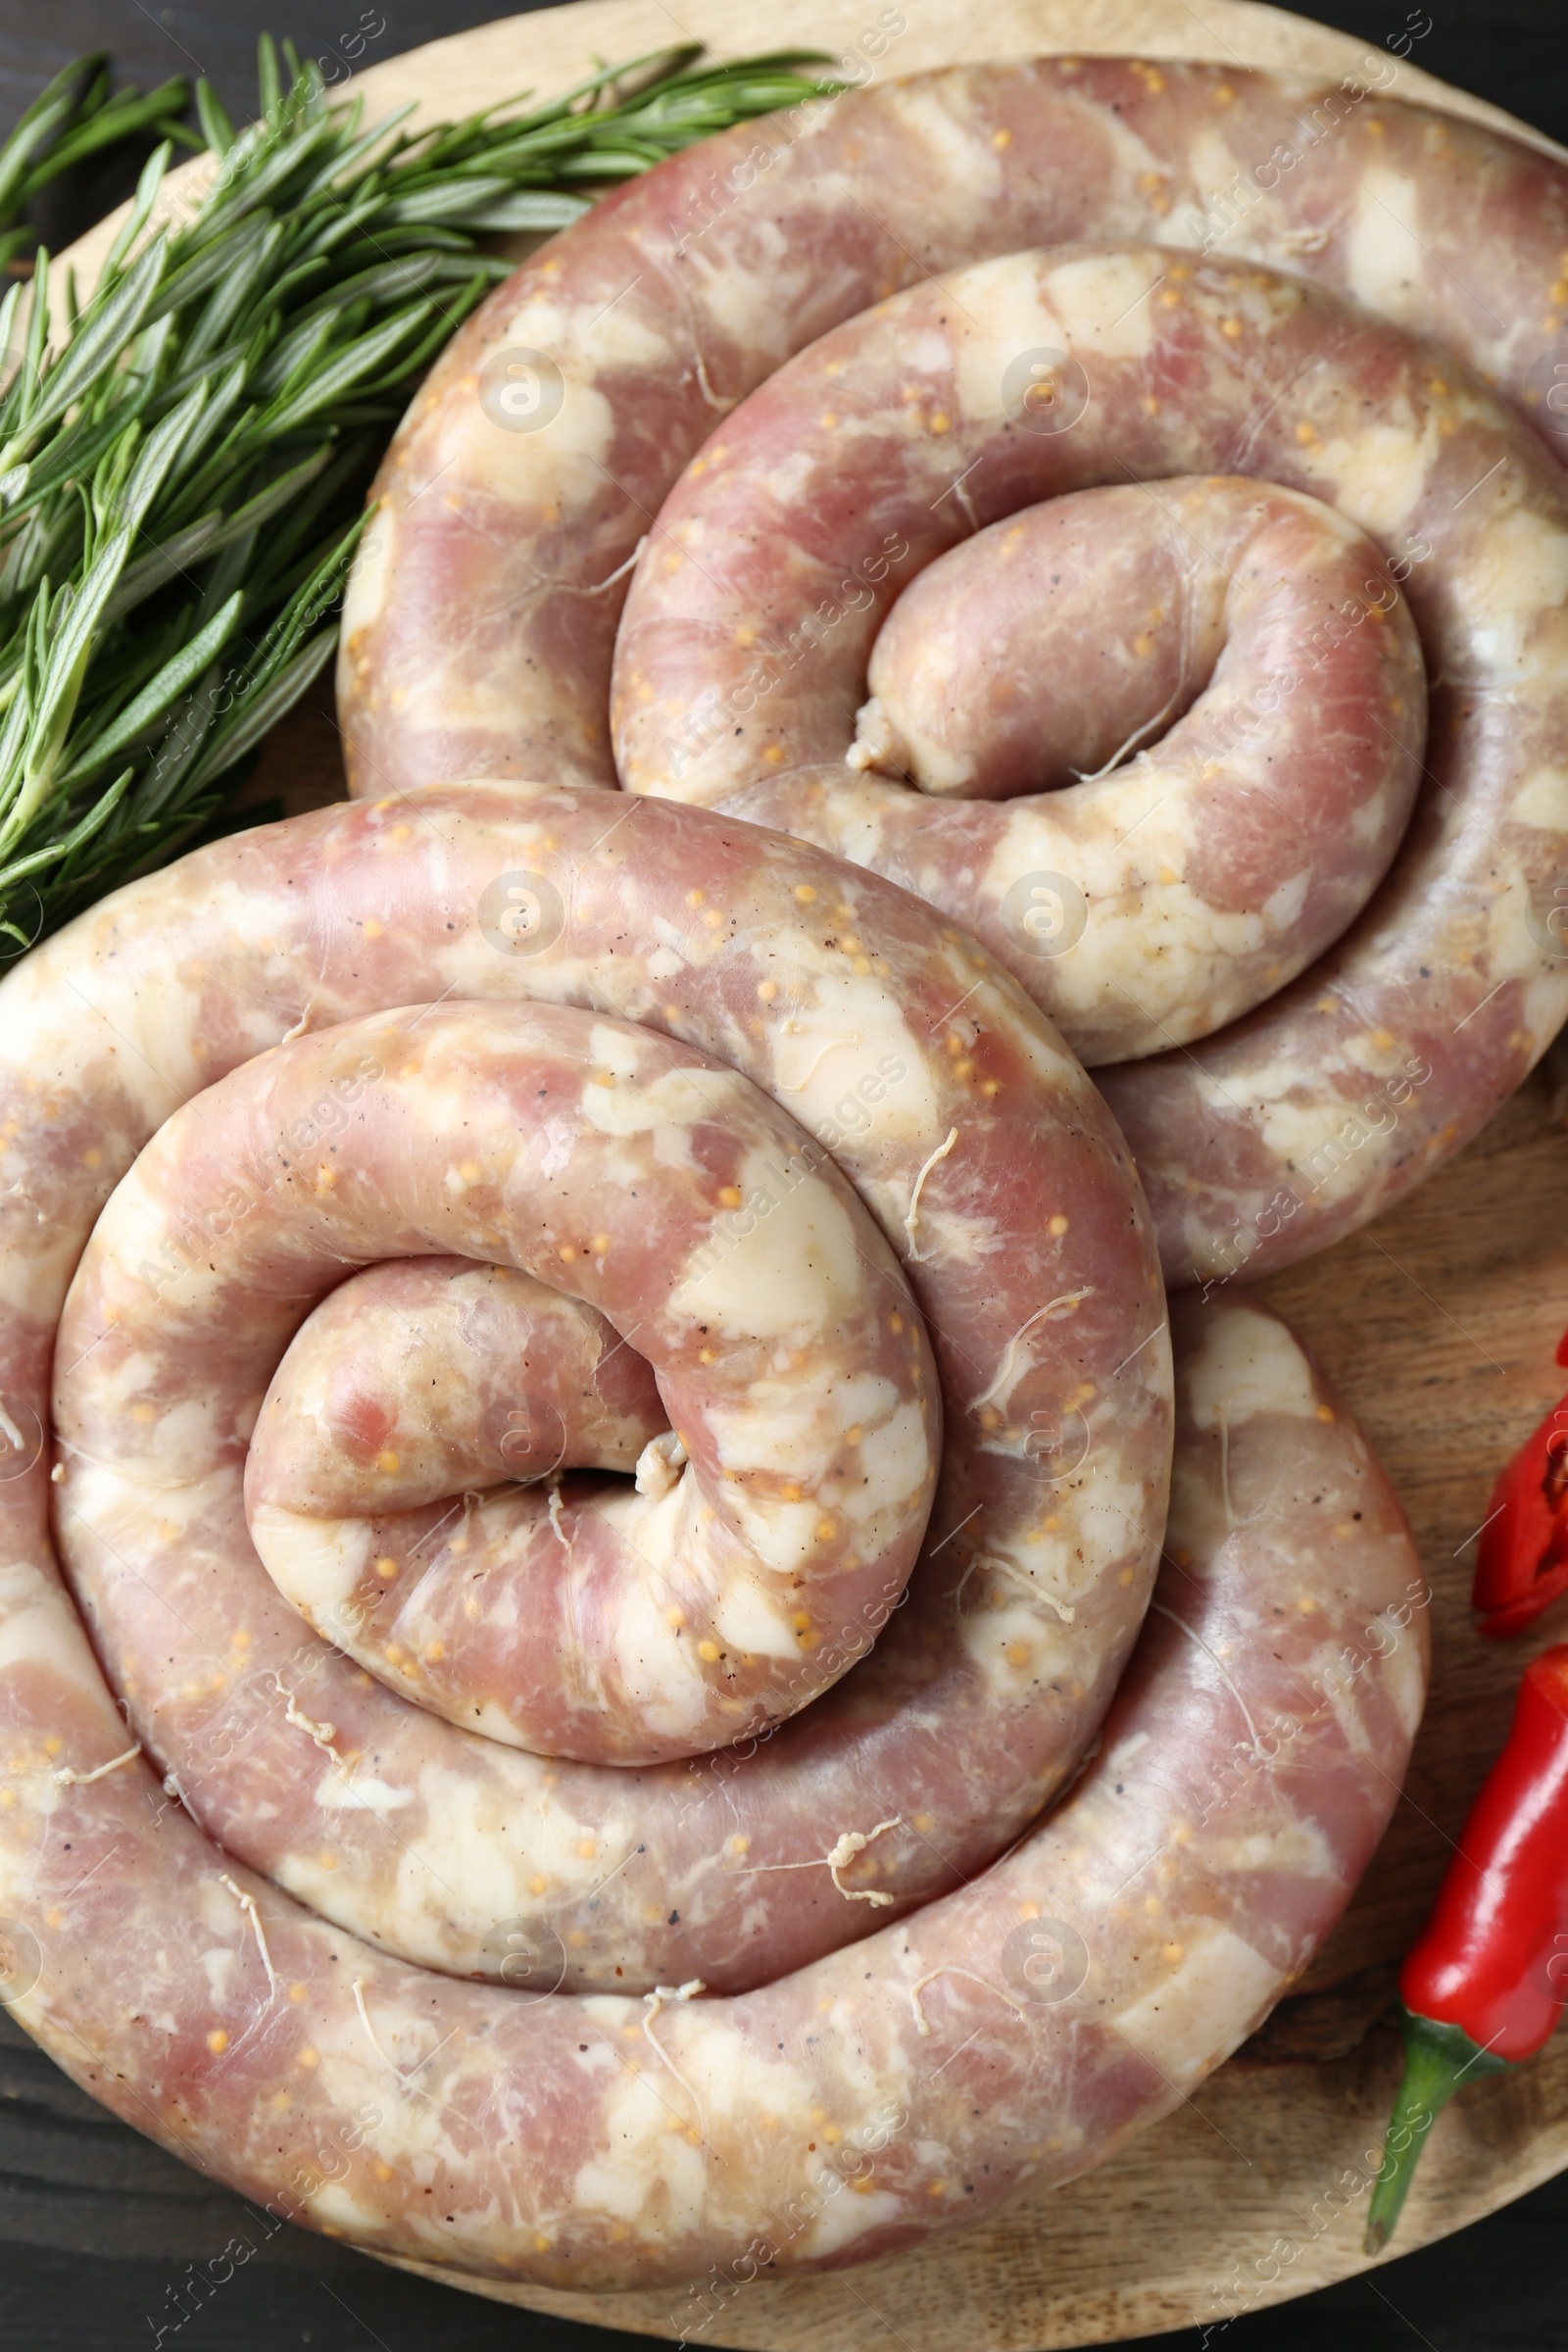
(338, 60), (1568, 1286)
(1, 1251), (1425, 2285)
(2, 785), (1170, 2001)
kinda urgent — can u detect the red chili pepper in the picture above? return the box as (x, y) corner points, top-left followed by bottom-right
(1472, 1329), (1568, 1637)
(1365, 1643), (1568, 2254)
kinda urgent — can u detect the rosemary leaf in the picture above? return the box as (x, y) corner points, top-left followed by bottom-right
(195, 79), (236, 160)
(467, 192), (591, 233)
(60, 592), (243, 783)
(253, 298), (433, 435)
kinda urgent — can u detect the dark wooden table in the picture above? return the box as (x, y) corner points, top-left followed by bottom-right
(2, 4), (1566, 2346)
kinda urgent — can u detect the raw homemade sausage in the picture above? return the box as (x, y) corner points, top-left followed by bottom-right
(621, 473), (1426, 1067)
(3, 786), (1169, 2001)
(612, 317), (1461, 1072)
(338, 61), (1568, 1283)
(3, 1236), (1425, 2283)
(621, 242), (1568, 1279)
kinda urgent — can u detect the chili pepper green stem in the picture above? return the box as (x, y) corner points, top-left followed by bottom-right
(1363, 2004), (1510, 2255)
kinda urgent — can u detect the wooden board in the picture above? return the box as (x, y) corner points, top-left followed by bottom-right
(51, 1), (1568, 2343)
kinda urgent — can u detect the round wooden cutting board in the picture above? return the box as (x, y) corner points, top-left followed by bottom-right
(54, 2), (1568, 2343)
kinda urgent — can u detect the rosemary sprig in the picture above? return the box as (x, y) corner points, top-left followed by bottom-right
(0, 54), (193, 273)
(0, 35), (839, 955)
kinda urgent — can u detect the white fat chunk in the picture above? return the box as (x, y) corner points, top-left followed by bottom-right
(674, 1153), (862, 1340)
(1185, 1307), (1318, 1431)
(1112, 1925), (1279, 2084)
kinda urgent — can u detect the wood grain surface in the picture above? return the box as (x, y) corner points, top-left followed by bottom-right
(28, 2), (1568, 2344)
